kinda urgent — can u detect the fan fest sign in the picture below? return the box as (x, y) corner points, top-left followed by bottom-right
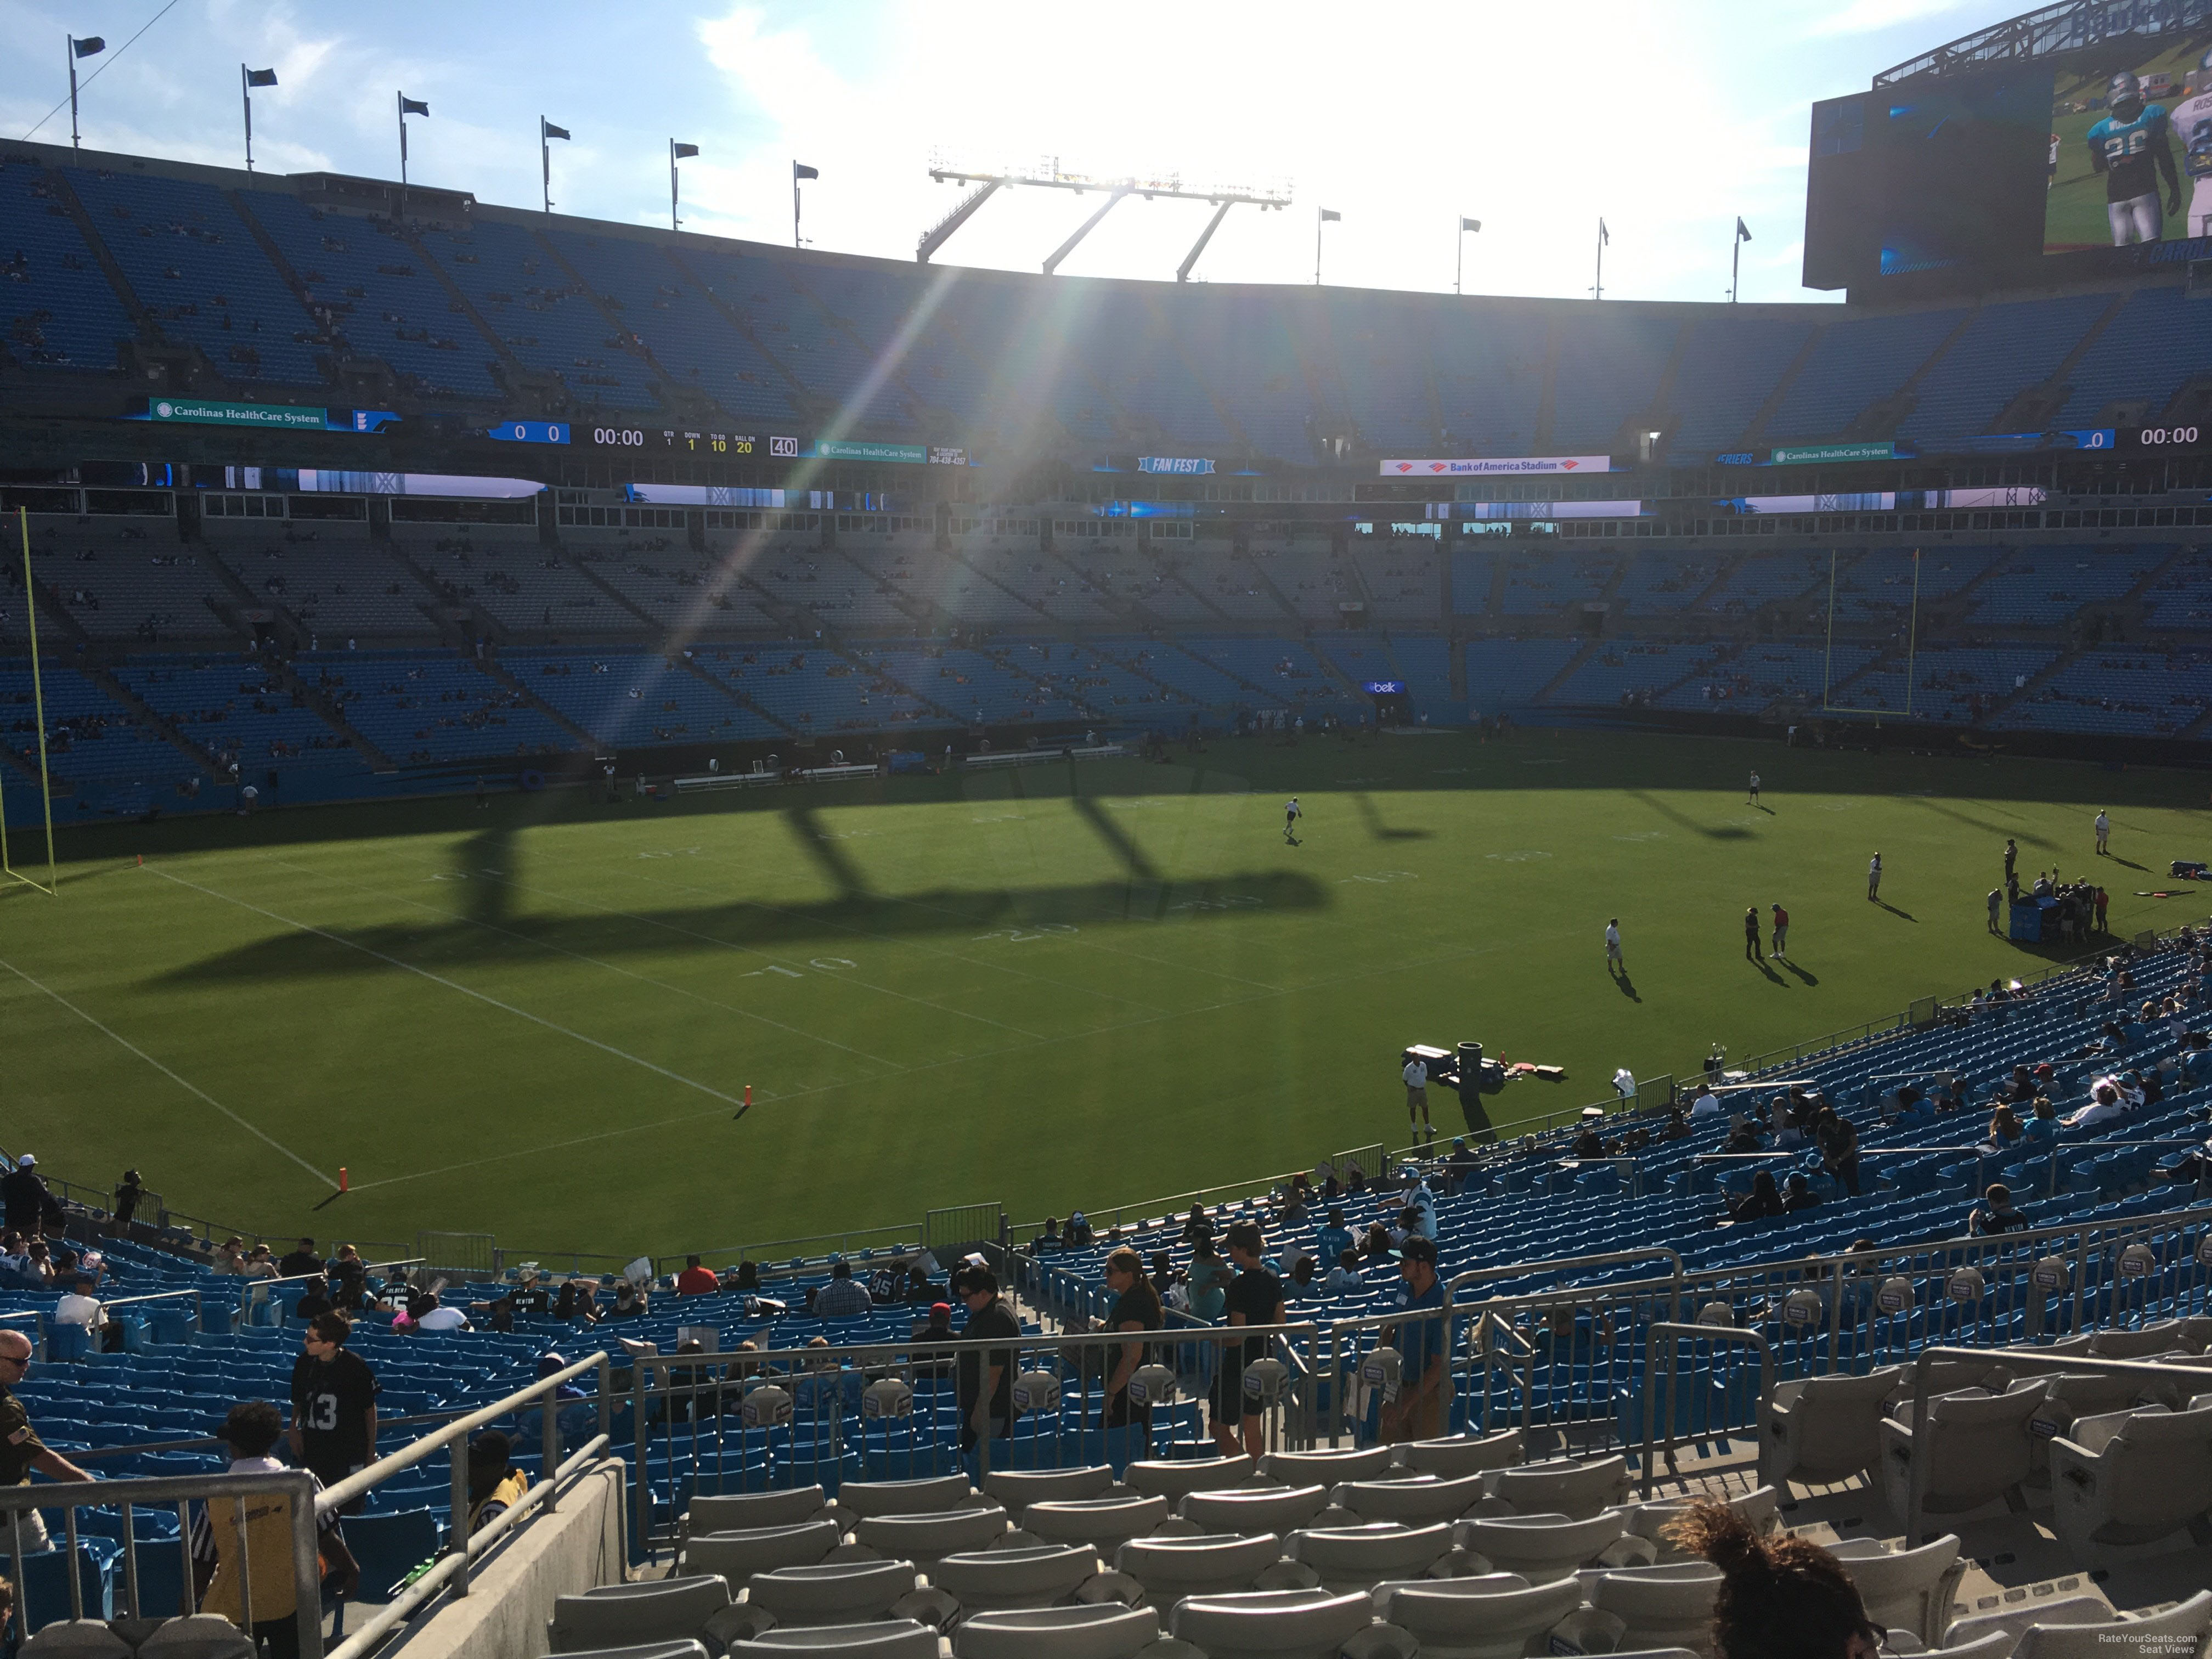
(1380, 455), (1611, 477)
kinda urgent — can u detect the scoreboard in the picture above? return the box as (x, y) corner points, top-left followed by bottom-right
(487, 420), (800, 458)
(586, 426), (800, 458)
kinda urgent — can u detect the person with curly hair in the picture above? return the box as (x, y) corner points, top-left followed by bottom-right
(1662, 1498), (1881, 1659)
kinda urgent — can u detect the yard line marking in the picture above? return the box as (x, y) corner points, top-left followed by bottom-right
(249, 854), (903, 1069)
(347, 934), (1514, 1195)
(0, 950), (333, 1187)
(148, 866), (767, 1114)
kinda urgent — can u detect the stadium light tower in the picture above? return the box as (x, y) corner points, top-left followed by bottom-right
(920, 151), (1292, 279)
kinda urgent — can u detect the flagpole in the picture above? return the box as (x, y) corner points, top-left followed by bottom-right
(670, 139), (679, 233)
(1731, 225), (1741, 302)
(241, 65), (251, 172)
(1456, 223), (1462, 296)
(792, 161), (800, 248)
(1594, 219), (1605, 301)
(397, 92), (408, 218)
(1314, 211), (1322, 286)
(542, 120), (551, 215)
(67, 38), (81, 150)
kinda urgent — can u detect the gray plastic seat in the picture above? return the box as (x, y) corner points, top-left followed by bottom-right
(1592, 1564), (1724, 1655)
(731, 1622), (938, 1656)
(747, 1560), (920, 1627)
(18, 1626), (135, 1658)
(1821, 1536), (1963, 1646)
(1285, 1521), (1454, 1592)
(1118, 1531), (1291, 1599)
(1124, 1454), (1256, 1500)
(1170, 1587), (1381, 1658)
(852, 1504), (1009, 1564)
(930, 1543), (1102, 1612)
(550, 1575), (735, 1654)
(983, 1465), (1115, 1510)
(129, 1618), (258, 1659)
(2051, 1402), (2212, 1562)
(1396, 1430), (1525, 1480)
(1877, 1382), (2045, 1524)
(541, 1646), (710, 1659)
(952, 1603), (1166, 1659)
(1456, 1511), (1628, 1583)
(1263, 1446), (1394, 1485)
(1023, 1494), (1170, 1547)
(1332, 1472), (1489, 1525)
(1182, 1484), (1329, 1534)
(689, 1486), (832, 1535)
(2010, 1592), (2212, 1659)
(1488, 1455), (1629, 1520)
(837, 1475), (980, 1518)
(1765, 1367), (1903, 1485)
(684, 1520), (842, 1587)
(1372, 1572), (1583, 1659)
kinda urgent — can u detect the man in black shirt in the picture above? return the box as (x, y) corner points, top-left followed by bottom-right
(289, 1312), (380, 1514)
(1213, 1220), (1284, 1458)
(956, 1267), (1021, 1451)
(1967, 1182), (2032, 1237)
(278, 1237), (322, 1280)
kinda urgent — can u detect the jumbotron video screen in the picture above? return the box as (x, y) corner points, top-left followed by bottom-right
(1803, 25), (2212, 285)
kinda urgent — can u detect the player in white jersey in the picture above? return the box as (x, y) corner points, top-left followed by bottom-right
(2172, 55), (2212, 235)
(1283, 797), (1302, 844)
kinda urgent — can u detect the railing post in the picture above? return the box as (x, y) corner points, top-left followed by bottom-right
(448, 1434), (471, 1596)
(633, 1358), (651, 1562)
(291, 1470), (326, 1658)
(541, 1384), (560, 1515)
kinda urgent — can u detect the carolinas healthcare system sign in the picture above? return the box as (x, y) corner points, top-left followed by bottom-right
(1380, 455), (1610, 477)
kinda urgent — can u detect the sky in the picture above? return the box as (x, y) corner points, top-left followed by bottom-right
(0, 0), (2035, 306)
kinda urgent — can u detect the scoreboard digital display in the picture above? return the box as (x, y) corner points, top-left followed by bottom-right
(584, 426), (801, 457)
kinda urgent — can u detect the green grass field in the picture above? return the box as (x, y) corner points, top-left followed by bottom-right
(5, 729), (2210, 1262)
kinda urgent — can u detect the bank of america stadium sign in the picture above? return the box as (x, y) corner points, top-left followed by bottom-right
(1380, 455), (1611, 476)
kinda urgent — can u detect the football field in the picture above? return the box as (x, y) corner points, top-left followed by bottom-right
(5, 729), (2209, 1262)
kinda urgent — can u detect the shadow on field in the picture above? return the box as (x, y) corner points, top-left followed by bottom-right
(151, 868), (1336, 983)
(1628, 790), (1751, 840)
(1352, 793), (1434, 842)
(1873, 901), (1917, 921)
(1908, 796), (2053, 848)
(1781, 959), (1820, 986)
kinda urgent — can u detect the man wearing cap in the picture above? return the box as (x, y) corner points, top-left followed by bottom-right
(1381, 1235), (1448, 1442)
(1213, 1220), (1284, 1458)
(0, 1328), (94, 1554)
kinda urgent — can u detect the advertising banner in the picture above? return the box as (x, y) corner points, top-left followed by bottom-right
(1138, 455), (1216, 475)
(1380, 454), (1610, 477)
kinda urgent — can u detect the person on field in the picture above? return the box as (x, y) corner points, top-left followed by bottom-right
(1403, 1053), (1432, 1144)
(1989, 888), (2004, 933)
(1770, 902), (1790, 958)
(1605, 918), (1624, 975)
(2095, 810), (2111, 856)
(1747, 770), (1760, 805)
(1866, 853), (1882, 901)
(1283, 797), (1301, 845)
(1745, 907), (1762, 962)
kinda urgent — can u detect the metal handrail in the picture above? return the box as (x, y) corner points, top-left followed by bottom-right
(1447, 1245), (1684, 1313)
(1640, 1320), (1773, 1498)
(0, 1308), (43, 1361)
(318, 1347), (617, 1659)
(2, 1468), (323, 1659)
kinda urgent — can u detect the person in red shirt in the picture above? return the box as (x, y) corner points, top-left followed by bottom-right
(675, 1254), (720, 1296)
(1770, 903), (1790, 959)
